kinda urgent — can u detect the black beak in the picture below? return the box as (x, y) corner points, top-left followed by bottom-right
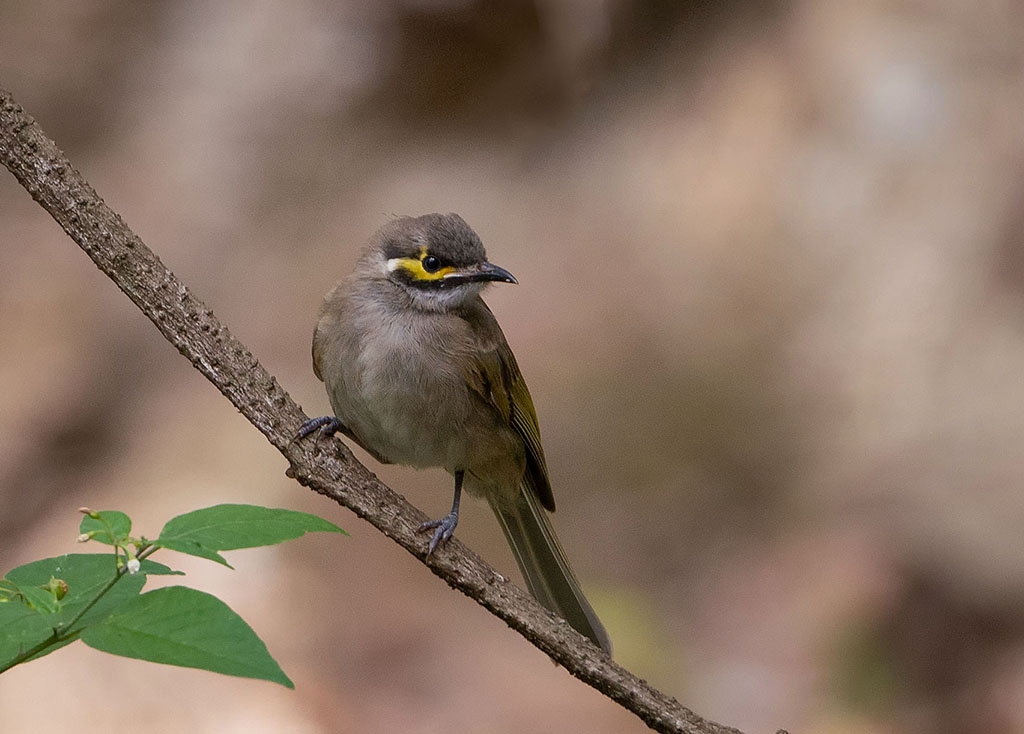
(443, 261), (518, 286)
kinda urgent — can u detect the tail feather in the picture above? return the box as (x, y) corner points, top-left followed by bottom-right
(491, 487), (612, 654)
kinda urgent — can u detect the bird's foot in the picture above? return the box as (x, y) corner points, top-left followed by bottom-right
(297, 416), (342, 440)
(418, 510), (459, 557)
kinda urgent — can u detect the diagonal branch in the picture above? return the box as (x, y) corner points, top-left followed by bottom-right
(0, 85), (745, 734)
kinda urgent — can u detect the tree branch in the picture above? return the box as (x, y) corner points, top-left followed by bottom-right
(0, 85), (746, 734)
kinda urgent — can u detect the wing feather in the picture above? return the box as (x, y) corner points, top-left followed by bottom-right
(466, 302), (555, 512)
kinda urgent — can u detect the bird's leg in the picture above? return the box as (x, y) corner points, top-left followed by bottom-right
(419, 470), (463, 557)
(297, 416), (344, 440)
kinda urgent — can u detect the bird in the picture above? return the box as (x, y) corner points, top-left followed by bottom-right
(298, 212), (611, 654)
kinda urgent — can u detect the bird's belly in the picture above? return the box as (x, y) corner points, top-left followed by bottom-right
(354, 389), (460, 469)
(336, 340), (469, 469)
(323, 317), (525, 497)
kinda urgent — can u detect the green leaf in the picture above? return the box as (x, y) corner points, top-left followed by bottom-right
(5, 554), (147, 625)
(79, 510), (132, 546)
(15, 584), (62, 614)
(0, 597), (61, 665)
(138, 559), (184, 576)
(156, 504), (345, 562)
(80, 586), (293, 688)
(0, 554), (147, 668)
(152, 538), (232, 568)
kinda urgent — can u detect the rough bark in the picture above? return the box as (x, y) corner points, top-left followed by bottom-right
(0, 85), (747, 734)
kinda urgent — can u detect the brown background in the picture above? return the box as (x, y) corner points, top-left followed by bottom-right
(3, 2), (1024, 732)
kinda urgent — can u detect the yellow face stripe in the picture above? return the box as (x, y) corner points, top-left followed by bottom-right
(386, 247), (456, 281)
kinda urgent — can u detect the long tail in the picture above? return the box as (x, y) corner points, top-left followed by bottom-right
(491, 487), (612, 654)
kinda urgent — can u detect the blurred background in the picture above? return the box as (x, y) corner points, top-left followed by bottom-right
(2, 1), (1024, 732)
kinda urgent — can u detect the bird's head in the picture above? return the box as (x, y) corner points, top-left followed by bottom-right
(367, 213), (517, 311)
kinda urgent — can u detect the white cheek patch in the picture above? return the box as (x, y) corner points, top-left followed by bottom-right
(386, 258), (403, 273)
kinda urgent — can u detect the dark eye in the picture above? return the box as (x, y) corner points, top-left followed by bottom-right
(422, 255), (442, 273)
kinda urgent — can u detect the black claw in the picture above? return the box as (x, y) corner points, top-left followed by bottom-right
(419, 511), (459, 557)
(297, 416), (342, 440)
(419, 469), (464, 558)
